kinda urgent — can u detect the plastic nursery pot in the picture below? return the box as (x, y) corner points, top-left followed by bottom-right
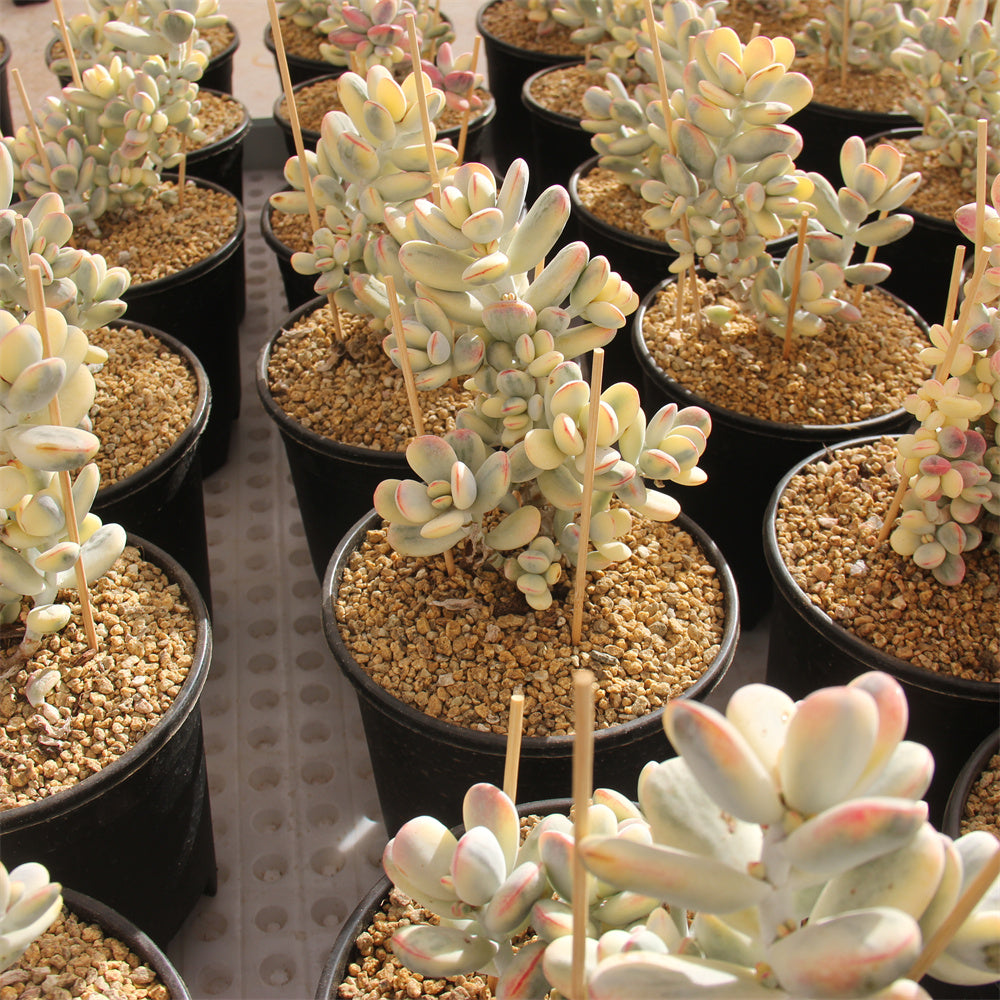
(0, 534), (216, 947)
(60, 888), (193, 999)
(255, 297), (413, 580)
(183, 89), (252, 202)
(321, 508), (739, 836)
(92, 320), (213, 615)
(44, 19), (239, 94)
(476, 0), (581, 173)
(120, 175), (245, 476)
(788, 99), (917, 183)
(762, 435), (1000, 828)
(264, 22), (341, 87)
(0, 34), (12, 138)
(631, 279), (923, 630)
(521, 62), (593, 200)
(260, 190), (321, 313)
(862, 126), (971, 329)
(315, 797), (572, 999)
(943, 728), (1000, 839)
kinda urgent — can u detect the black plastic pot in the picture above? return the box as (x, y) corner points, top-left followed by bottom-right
(264, 23), (341, 87)
(256, 298), (412, 580)
(183, 90), (252, 202)
(521, 62), (593, 199)
(260, 191), (320, 312)
(943, 728), (1000, 839)
(45, 19), (239, 94)
(322, 507), (739, 835)
(763, 435), (1000, 827)
(632, 279), (924, 629)
(315, 797), (571, 999)
(0, 534), (216, 946)
(92, 321), (213, 614)
(0, 34), (12, 138)
(862, 126), (970, 329)
(477, 0), (581, 173)
(273, 75), (498, 166)
(121, 176), (245, 475)
(61, 888), (193, 998)
(790, 99), (917, 182)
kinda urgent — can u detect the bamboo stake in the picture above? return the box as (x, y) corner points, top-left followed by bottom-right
(907, 841), (1000, 983)
(974, 118), (988, 255)
(840, 0), (850, 89)
(384, 274), (424, 436)
(53, 0), (83, 90)
(502, 687), (525, 802)
(570, 669), (595, 1000)
(266, 0), (343, 340)
(455, 36), (482, 166)
(782, 211), (810, 361)
(749, 20), (761, 39)
(406, 14), (441, 205)
(571, 349), (605, 646)
(852, 209), (887, 309)
(21, 257), (99, 651)
(176, 138), (187, 210)
(12, 69), (54, 179)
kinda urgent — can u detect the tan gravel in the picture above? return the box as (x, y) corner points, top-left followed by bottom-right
(961, 752), (1000, 839)
(479, 0), (580, 56)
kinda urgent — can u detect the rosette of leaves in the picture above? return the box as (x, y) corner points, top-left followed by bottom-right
(371, 156), (712, 610)
(0, 863), (63, 974)
(50, 0), (225, 82)
(514, 0), (562, 38)
(381, 781), (662, 997)
(419, 43), (487, 114)
(317, 0), (454, 70)
(891, 0), (1000, 191)
(270, 65), (460, 304)
(580, 671), (999, 997)
(887, 177), (1000, 584)
(277, 0), (330, 32)
(795, 0), (911, 73)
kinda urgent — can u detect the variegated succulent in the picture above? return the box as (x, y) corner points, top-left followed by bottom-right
(887, 176), (1000, 584)
(0, 863), (63, 974)
(379, 672), (999, 998)
(419, 43), (487, 115)
(371, 154), (712, 610)
(796, 0), (911, 73)
(891, 0), (1000, 191)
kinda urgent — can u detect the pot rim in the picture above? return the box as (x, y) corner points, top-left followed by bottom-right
(94, 319), (211, 506)
(1, 532), (213, 830)
(183, 88), (252, 161)
(631, 275), (923, 439)
(61, 887), (192, 1000)
(475, 0), (582, 65)
(941, 728), (1000, 838)
(322, 507), (740, 754)
(255, 297), (411, 468)
(119, 175), (246, 297)
(762, 431), (999, 699)
(520, 60), (588, 126)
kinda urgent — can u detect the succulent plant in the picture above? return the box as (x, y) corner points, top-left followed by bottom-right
(795, 0), (911, 73)
(580, 671), (999, 997)
(317, 0), (454, 69)
(513, 0), (563, 38)
(277, 0), (330, 32)
(891, 0), (1000, 192)
(419, 43), (487, 114)
(379, 672), (999, 998)
(888, 177), (1000, 584)
(0, 862), (63, 974)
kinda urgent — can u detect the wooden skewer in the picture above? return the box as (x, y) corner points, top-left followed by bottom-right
(906, 841), (1000, 983)
(782, 211), (810, 361)
(176, 138), (186, 210)
(266, 0), (343, 340)
(851, 209), (887, 309)
(840, 0), (850, 89)
(502, 687), (525, 802)
(406, 14), (441, 205)
(455, 35), (481, 166)
(384, 274), (424, 437)
(571, 349), (605, 646)
(21, 258), (99, 652)
(12, 69), (54, 179)
(974, 118), (988, 256)
(53, 0), (83, 90)
(570, 669), (595, 1000)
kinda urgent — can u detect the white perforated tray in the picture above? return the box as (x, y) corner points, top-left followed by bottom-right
(163, 164), (770, 1000)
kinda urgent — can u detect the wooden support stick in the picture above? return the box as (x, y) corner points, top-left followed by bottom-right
(384, 274), (424, 437)
(455, 35), (482, 166)
(852, 209), (887, 309)
(933, 245), (989, 381)
(12, 69), (54, 179)
(571, 349), (605, 646)
(502, 687), (525, 802)
(570, 669), (595, 1000)
(266, 0), (342, 339)
(406, 14), (441, 204)
(841, 0), (850, 89)
(53, 0), (83, 90)
(906, 841), (1000, 983)
(782, 211), (810, 361)
(974, 118), (988, 255)
(23, 262), (99, 652)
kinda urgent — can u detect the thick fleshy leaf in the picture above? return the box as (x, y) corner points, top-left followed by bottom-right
(589, 951), (774, 999)
(390, 924), (497, 979)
